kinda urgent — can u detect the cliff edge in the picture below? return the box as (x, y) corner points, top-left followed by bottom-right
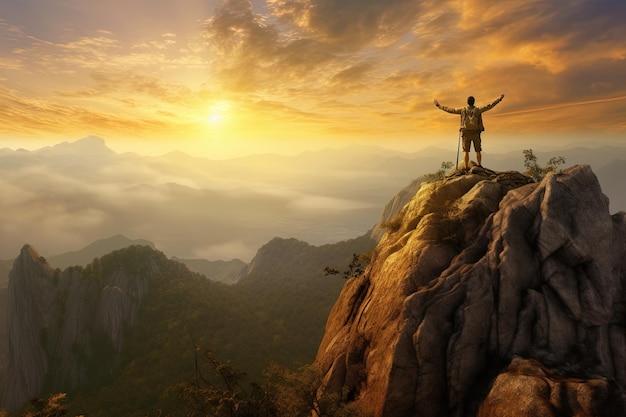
(315, 165), (626, 417)
(1, 245), (160, 409)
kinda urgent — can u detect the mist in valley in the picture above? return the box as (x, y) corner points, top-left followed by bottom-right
(1, 136), (625, 264)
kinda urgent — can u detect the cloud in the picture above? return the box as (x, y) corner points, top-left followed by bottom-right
(329, 63), (373, 88)
(200, 0), (626, 133)
(269, 0), (421, 48)
(1, 0), (625, 149)
(0, 84), (176, 139)
(1, 141), (413, 260)
(192, 240), (257, 261)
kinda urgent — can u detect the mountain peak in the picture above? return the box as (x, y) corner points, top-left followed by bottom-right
(238, 237), (312, 280)
(37, 135), (115, 157)
(315, 164), (626, 416)
(16, 244), (52, 270)
(76, 135), (106, 146)
(48, 235), (155, 269)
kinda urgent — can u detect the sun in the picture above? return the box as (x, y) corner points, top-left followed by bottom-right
(208, 113), (222, 124)
(205, 100), (231, 125)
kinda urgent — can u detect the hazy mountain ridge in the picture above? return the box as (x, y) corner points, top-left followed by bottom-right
(0, 261), (10, 289)
(0, 137), (431, 262)
(238, 234), (376, 286)
(171, 257), (246, 285)
(0, 234), (245, 290)
(0, 287), (6, 380)
(595, 159), (626, 213)
(2, 136), (625, 262)
(47, 234), (155, 269)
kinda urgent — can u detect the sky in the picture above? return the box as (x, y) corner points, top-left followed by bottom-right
(1, 0), (625, 158)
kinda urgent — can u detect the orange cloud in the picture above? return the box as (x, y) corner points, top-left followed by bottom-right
(0, 0), (624, 155)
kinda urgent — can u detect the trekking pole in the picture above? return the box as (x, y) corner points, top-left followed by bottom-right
(456, 129), (461, 170)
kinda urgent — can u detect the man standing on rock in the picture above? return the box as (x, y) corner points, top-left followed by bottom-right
(434, 94), (504, 171)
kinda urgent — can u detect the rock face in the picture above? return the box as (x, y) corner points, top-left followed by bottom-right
(370, 178), (424, 242)
(477, 358), (626, 417)
(2, 246), (56, 409)
(1, 245), (160, 409)
(315, 165), (626, 417)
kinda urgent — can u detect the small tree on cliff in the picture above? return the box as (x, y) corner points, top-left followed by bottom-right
(423, 161), (454, 183)
(324, 253), (370, 279)
(523, 149), (565, 182)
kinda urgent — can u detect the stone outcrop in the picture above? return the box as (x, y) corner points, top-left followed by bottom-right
(477, 358), (626, 417)
(315, 165), (626, 417)
(370, 178), (423, 242)
(2, 246), (56, 409)
(1, 245), (160, 409)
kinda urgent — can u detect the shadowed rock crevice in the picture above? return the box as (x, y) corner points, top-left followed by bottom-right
(315, 165), (626, 417)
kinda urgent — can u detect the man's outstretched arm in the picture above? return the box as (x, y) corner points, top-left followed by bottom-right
(479, 94), (505, 112)
(433, 98), (462, 114)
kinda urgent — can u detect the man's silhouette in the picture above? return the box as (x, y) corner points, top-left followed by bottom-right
(434, 94), (504, 170)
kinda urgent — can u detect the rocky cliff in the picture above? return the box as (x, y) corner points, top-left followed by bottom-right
(315, 165), (626, 417)
(370, 178), (423, 242)
(1, 245), (161, 409)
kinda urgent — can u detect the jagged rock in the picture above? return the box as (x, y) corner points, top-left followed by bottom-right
(2, 246), (57, 409)
(370, 178), (423, 242)
(369, 164), (534, 242)
(315, 165), (626, 417)
(477, 358), (626, 417)
(1, 245), (159, 409)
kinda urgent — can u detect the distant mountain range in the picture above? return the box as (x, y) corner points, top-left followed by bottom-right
(2, 136), (624, 263)
(0, 136), (435, 261)
(0, 262), (10, 289)
(0, 234), (245, 288)
(46, 234), (154, 269)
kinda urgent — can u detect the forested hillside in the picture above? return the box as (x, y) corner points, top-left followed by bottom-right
(10, 234), (375, 416)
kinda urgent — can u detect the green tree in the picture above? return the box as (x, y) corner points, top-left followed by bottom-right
(523, 149), (566, 182)
(380, 212), (403, 233)
(172, 345), (371, 417)
(264, 364), (370, 417)
(171, 344), (276, 417)
(423, 161), (454, 183)
(18, 393), (69, 417)
(324, 252), (370, 279)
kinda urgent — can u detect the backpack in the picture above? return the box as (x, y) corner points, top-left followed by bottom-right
(463, 107), (483, 131)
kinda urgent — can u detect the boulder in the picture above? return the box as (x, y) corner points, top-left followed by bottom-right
(315, 165), (626, 417)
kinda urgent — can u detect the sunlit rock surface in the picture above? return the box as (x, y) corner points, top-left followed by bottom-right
(315, 164), (626, 417)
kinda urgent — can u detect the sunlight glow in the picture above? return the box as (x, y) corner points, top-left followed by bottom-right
(208, 113), (222, 124)
(206, 101), (231, 125)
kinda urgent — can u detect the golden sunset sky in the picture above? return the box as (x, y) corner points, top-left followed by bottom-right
(1, 0), (625, 157)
